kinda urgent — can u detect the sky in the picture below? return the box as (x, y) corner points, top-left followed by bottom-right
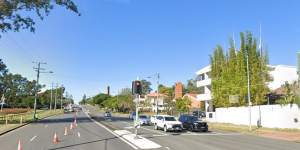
(1, 0), (300, 102)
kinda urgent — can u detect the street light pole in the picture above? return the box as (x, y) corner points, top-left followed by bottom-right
(246, 51), (252, 131)
(156, 73), (160, 115)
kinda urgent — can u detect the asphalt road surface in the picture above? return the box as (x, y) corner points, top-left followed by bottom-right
(0, 110), (135, 150)
(1, 106), (300, 150)
(86, 105), (300, 150)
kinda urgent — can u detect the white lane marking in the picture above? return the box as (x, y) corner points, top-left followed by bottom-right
(77, 132), (81, 138)
(45, 125), (48, 128)
(84, 112), (138, 150)
(30, 135), (37, 142)
(114, 130), (161, 149)
(165, 147), (170, 150)
(124, 126), (134, 129)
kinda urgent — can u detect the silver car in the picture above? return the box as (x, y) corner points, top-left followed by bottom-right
(138, 115), (150, 125)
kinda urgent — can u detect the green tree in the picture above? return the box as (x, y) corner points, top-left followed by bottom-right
(0, 0), (79, 36)
(184, 79), (199, 94)
(90, 93), (110, 106)
(158, 84), (174, 98)
(210, 32), (270, 108)
(79, 94), (87, 105)
(175, 97), (191, 113)
(141, 80), (152, 95)
(120, 88), (132, 95)
(0, 59), (8, 95)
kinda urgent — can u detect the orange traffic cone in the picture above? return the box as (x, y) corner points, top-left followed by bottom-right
(17, 140), (22, 150)
(53, 132), (60, 144)
(70, 123), (74, 130)
(64, 127), (68, 136)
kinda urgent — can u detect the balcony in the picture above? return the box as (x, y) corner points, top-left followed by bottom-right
(196, 78), (211, 87)
(197, 93), (212, 101)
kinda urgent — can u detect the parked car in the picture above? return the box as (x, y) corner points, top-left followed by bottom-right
(192, 111), (206, 118)
(104, 111), (112, 119)
(138, 115), (150, 125)
(179, 115), (208, 132)
(154, 115), (183, 132)
(129, 112), (136, 120)
(150, 115), (157, 125)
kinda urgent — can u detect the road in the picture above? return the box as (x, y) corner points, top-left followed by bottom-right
(0, 110), (135, 150)
(86, 105), (300, 150)
(1, 106), (300, 150)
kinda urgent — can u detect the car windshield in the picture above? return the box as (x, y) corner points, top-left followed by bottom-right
(164, 117), (176, 121)
(140, 115), (147, 119)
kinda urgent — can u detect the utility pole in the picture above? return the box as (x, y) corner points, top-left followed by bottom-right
(33, 62), (53, 120)
(246, 51), (252, 131)
(50, 83), (53, 110)
(60, 85), (63, 110)
(54, 83), (58, 110)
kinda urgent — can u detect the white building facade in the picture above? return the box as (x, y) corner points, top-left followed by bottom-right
(195, 65), (298, 113)
(195, 65), (213, 112)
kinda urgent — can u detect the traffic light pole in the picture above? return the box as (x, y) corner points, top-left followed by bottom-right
(135, 94), (140, 138)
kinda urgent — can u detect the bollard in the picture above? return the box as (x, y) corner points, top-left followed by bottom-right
(5, 115), (8, 125)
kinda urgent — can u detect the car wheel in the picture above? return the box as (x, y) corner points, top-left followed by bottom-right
(154, 124), (158, 130)
(164, 126), (168, 132)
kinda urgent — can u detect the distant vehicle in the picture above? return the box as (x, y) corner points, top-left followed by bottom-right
(63, 108), (69, 113)
(192, 111), (206, 118)
(138, 115), (150, 125)
(129, 112), (136, 120)
(179, 115), (208, 132)
(104, 112), (112, 119)
(154, 115), (183, 132)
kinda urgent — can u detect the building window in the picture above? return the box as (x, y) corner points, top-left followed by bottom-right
(196, 74), (205, 81)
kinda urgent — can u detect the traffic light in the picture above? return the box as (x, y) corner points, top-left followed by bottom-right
(132, 80), (142, 95)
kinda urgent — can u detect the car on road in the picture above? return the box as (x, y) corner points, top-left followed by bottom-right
(150, 115), (157, 125)
(104, 111), (112, 119)
(154, 115), (183, 132)
(138, 115), (150, 125)
(129, 112), (136, 120)
(179, 115), (208, 132)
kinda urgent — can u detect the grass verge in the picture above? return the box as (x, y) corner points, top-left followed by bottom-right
(0, 110), (63, 135)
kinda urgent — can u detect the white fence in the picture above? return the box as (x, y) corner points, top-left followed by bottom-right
(206, 104), (300, 129)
